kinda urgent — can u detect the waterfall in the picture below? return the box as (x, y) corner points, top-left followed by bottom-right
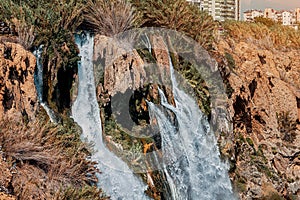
(33, 45), (43, 101)
(72, 32), (149, 200)
(147, 58), (236, 200)
(33, 46), (58, 123)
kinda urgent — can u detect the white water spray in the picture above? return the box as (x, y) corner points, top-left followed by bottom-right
(72, 32), (149, 200)
(147, 57), (236, 200)
(33, 46), (58, 123)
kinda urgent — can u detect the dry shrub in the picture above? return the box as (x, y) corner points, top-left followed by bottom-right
(223, 20), (300, 50)
(0, 114), (105, 199)
(53, 186), (109, 200)
(10, 18), (35, 50)
(276, 112), (297, 143)
(84, 0), (136, 36)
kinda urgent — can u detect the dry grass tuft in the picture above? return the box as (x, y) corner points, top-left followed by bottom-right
(15, 24), (35, 50)
(54, 186), (109, 200)
(0, 114), (106, 199)
(84, 0), (136, 36)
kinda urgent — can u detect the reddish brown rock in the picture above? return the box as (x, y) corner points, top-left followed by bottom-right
(216, 38), (300, 199)
(0, 192), (15, 200)
(0, 41), (37, 120)
(94, 35), (146, 96)
(94, 34), (174, 98)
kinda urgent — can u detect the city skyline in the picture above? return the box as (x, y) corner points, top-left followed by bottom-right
(242, 0), (300, 12)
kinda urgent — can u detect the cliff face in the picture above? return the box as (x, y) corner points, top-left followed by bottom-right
(0, 41), (37, 121)
(93, 34), (175, 199)
(94, 31), (300, 199)
(93, 35), (146, 97)
(216, 38), (300, 199)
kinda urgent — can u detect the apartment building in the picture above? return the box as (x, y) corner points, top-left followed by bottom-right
(282, 11), (292, 25)
(295, 8), (300, 22)
(264, 8), (276, 20)
(186, 0), (201, 9)
(243, 10), (263, 22)
(187, 0), (240, 21)
(243, 8), (300, 30)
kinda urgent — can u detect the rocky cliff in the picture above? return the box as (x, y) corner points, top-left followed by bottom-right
(215, 38), (300, 199)
(93, 31), (300, 199)
(93, 34), (175, 199)
(0, 41), (37, 121)
(0, 38), (104, 200)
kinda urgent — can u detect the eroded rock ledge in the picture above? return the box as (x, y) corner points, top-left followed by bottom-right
(0, 41), (37, 121)
(216, 38), (300, 199)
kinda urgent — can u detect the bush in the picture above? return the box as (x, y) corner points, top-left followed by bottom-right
(0, 0), (87, 112)
(84, 0), (136, 36)
(131, 0), (217, 49)
(276, 112), (297, 143)
(54, 186), (109, 200)
(223, 20), (300, 50)
(0, 113), (105, 199)
(12, 19), (35, 50)
(254, 16), (278, 27)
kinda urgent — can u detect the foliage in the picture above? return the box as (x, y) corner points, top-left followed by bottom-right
(131, 0), (217, 49)
(170, 53), (211, 115)
(224, 52), (235, 70)
(223, 20), (300, 50)
(254, 16), (278, 27)
(54, 186), (109, 200)
(0, 0), (88, 112)
(276, 112), (297, 143)
(11, 19), (35, 50)
(0, 113), (105, 199)
(84, 0), (136, 36)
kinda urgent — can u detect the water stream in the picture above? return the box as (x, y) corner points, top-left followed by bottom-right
(147, 57), (236, 200)
(72, 32), (149, 200)
(33, 46), (58, 123)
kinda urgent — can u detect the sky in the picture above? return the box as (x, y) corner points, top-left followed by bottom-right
(241, 0), (300, 12)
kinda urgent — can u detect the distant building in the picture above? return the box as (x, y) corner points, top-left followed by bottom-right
(295, 8), (300, 22)
(187, 0), (240, 21)
(243, 10), (263, 21)
(282, 11), (292, 25)
(186, 0), (202, 9)
(264, 8), (276, 20)
(243, 8), (300, 30)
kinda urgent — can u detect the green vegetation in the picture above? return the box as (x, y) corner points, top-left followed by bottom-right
(224, 52), (235, 70)
(276, 112), (297, 143)
(170, 53), (211, 115)
(0, 0), (86, 113)
(54, 186), (108, 200)
(223, 20), (300, 50)
(131, 0), (217, 49)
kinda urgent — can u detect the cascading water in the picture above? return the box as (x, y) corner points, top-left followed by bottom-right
(147, 57), (236, 200)
(33, 45), (43, 101)
(33, 46), (58, 123)
(72, 32), (149, 200)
